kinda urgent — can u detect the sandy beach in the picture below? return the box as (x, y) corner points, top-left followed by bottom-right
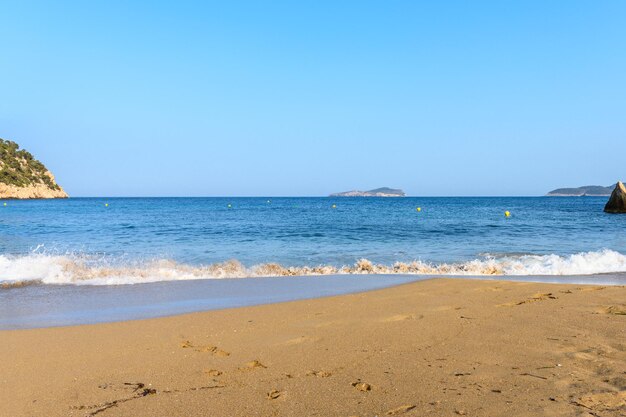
(1, 278), (625, 417)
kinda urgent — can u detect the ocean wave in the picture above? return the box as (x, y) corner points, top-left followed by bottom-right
(1, 249), (626, 287)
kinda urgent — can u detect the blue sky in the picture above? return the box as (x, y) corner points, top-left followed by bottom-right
(1, 1), (624, 196)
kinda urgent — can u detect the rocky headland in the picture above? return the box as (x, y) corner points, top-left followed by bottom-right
(546, 184), (614, 196)
(0, 138), (68, 199)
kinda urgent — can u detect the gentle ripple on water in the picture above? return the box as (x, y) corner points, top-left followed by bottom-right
(0, 196), (625, 286)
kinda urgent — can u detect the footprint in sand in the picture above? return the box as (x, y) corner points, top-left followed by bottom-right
(197, 346), (230, 356)
(498, 292), (559, 307)
(574, 344), (619, 360)
(385, 405), (416, 415)
(351, 381), (372, 392)
(532, 292), (557, 299)
(267, 389), (282, 400)
(203, 369), (223, 377)
(598, 305), (626, 315)
(180, 341), (230, 356)
(306, 370), (332, 378)
(478, 286), (504, 292)
(577, 286), (607, 292)
(241, 360), (267, 370)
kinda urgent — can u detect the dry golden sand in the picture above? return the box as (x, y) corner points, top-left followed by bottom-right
(1, 278), (625, 417)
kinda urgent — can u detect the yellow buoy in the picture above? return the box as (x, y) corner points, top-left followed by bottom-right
(3, 202), (6, 207)
(331, 204), (337, 209)
(416, 207), (421, 212)
(105, 203), (109, 207)
(504, 211), (510, 217)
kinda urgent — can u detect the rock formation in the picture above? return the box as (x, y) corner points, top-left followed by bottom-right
(0, 138), (68, 199)
(604, 181), (626, 213)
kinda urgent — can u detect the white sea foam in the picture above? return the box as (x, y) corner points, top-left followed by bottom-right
(1, 249), (626, 287)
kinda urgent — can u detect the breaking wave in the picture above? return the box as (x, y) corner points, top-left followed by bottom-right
(1, 249), (626, 287)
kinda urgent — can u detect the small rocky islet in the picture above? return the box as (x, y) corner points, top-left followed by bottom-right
(604, 181), (626, 213)
(330, 187), (405, 197)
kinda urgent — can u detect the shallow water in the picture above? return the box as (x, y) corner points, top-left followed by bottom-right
(2, 273), (625, 330)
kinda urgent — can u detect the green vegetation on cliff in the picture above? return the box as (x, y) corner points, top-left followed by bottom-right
(0, 138), (60, 190)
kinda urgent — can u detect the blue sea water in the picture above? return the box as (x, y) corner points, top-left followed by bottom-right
(2, 196), (626, 328)
(1, 197), (626, 283)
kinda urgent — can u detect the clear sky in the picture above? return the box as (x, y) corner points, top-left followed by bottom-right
(1, 1), (624, 196)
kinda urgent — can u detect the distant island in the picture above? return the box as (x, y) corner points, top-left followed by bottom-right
(546, 184), (615, 197)
(0, 138), (68, 199)
(330, 187), (405, 197)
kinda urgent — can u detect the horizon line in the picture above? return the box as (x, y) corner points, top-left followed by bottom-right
(38, 194), (607, 199)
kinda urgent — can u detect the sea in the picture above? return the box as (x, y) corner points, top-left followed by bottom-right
(1, 197), (625, 328)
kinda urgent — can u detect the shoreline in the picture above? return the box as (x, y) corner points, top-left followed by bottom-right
(1, 278), (625, 416)
(3, 273), (626, 330)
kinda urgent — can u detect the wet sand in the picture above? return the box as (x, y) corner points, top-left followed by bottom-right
(1, 278), (625, 416)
